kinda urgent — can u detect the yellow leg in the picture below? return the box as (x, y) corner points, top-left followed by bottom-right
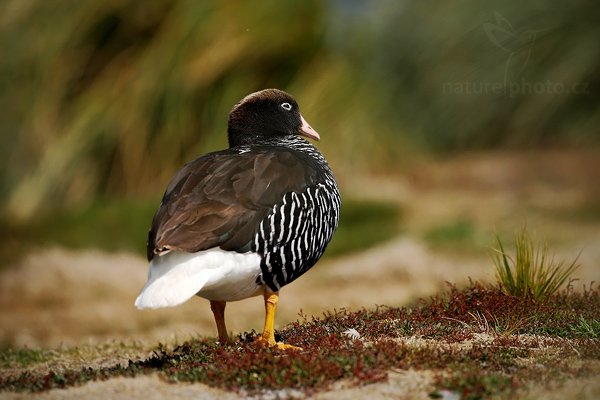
(210, 300), (229, 343)
(254, 291), (302, 351)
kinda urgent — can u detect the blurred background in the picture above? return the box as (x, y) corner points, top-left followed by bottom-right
(0, 0), (599, 348)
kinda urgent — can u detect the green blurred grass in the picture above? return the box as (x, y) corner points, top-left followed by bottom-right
(0, 199), (158, 267)
(0, 197), (401, 268)
(422, 218), (491, 255)
(326, 199), (401, 257)
(1, 1), (598, 220)
(424, 218), (476, 245)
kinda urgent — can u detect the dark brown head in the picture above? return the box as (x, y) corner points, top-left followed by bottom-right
(227, 89), (319, 148)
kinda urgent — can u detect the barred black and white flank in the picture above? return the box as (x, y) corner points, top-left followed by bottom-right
(252, 137), (341, 291)
(135, 89), (340, 347)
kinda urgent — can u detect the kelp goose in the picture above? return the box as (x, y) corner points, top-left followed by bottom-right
(135, 89), (341, 350)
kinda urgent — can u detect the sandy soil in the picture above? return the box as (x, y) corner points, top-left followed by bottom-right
(1, 375), (239, 400)
(3, 369), (599, 400)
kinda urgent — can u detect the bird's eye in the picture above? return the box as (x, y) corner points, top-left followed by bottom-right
(281, 102), (292, 111)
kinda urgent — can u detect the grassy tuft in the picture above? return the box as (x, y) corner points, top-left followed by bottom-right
(491, 227), (580, 301)
(570, 316), (600, 338)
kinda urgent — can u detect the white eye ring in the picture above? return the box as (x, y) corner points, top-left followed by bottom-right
(281, 102), (292, 111)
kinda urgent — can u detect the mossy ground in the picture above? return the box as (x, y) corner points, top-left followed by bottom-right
(2, 283), (598, 399)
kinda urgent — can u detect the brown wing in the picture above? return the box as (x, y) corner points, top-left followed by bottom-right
(147, 148), (319, 260)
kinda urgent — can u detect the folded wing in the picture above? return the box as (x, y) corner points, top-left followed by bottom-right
(147, 148), (319, 260)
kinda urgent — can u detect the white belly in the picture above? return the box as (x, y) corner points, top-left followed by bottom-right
(198, 251), (264, 301)
(135, 248), (263, 309)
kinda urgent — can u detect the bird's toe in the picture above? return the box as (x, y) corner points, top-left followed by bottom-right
(274, 342), (303, 352)
(253, 336), (302, 351)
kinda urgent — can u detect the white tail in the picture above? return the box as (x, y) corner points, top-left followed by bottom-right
(135, 251), (212, 309)
(134, 247), (263, 308)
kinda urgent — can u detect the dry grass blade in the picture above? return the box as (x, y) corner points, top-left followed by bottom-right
(443, 310), (533, 336)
